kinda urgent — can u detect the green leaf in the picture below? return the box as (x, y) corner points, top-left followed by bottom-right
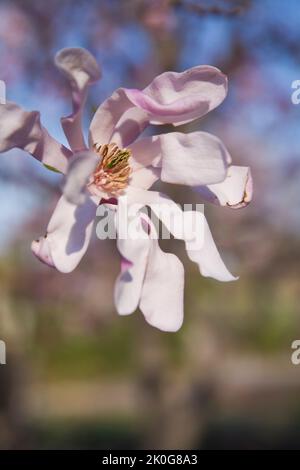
(43, 164), (62, 174)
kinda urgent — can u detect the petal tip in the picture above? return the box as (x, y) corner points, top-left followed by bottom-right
(31, 237), (55, 269)
(143, 312), (183, 332)
(227, 169), (253, 209)
(55, 47), (101, 83)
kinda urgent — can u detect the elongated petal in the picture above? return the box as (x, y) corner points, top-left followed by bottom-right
(89, 89), (133, 147)
(109, 106), (149, 148)
(114, 213), (150, 315)
(130, 131), (229, 186)
(124, 65), (227, 125)
(129, 135), (162, 171)
(196, 166), (253, 208)
(125, 187), (236, 282)
(63, 150), (100, 205)
(139, 228), (184, 332)
(114, 209), (184, 331)
(55, 48), (101, 151)
(31, 237), (55, 268)
(31, 195), (99, 273)
(0, 102), (71, 173)
(129, 167), (161, 190)
(185, 211), (237, 282)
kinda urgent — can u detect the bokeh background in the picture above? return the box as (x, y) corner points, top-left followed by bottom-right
(0, 0), (300, 450)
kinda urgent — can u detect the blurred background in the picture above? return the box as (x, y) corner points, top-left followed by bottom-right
(0, 0), (300, 450)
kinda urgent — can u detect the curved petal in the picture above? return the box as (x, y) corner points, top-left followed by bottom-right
(31, 237), (55, 268)
(63, 150), (100, 205)
(114, 212), (150, 315)
(130, 131), (229, 186)
(129, 167), (161, 190)
(89, 89), (133, 147)
(109, 106), (149, 148)
(184, 211), (237, 282)
(125, 187), (236, 282)
(129, 135), (162, 171)
(114, 210), (184, 332)
(196, 166), (253, 208)
(0, 102), (71, 173)
(31, 194), (99, 273)
(139, 216), (184, 332)
(123, 65), (227, 125)
(55, 48), (101, 151)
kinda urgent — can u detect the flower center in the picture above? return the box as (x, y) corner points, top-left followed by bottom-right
(89, 142), (132, 195)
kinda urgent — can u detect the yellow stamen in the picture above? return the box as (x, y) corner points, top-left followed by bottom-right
(91, 142), (132, 194)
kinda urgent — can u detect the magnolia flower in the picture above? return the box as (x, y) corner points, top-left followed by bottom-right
(0, 48), (252, 332)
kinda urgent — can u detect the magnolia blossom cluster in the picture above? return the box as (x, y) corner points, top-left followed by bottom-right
(0, 48), (252, 332)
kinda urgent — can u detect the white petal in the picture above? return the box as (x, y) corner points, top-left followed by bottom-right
(139, 216), (184, 332)
(0, 102), (71, 173)
(63, 150), (100, 205)
(129, 167), (161, 190)
(130, 131), (229, 186)
(125, 187), (236, 282)
(89, 89), (134, 147)
(32, 195), (99, 273)
(110, 106), (149, 148)
(114, 209), (185, 331)
(123, 65), (228, 125)
(55, 47), (101, 151)
(196, 165), (253, 208)
(185, 211), (237, 282)
(114, 213), (151, 315)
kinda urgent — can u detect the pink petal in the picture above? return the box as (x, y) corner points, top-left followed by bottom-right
(139, 215), (184, 332)
(31, 195), (99, 273)
(109, 106), (149, 148)
(129, 167), (161, 190)
(129, 135), (162, 171)
(55, 48), (101, 151)
(114, 213), (151, 315)
(130, 131), (229, 186)
(125, 187), (236, 282)
(89, 89), (133, 147)
(31, 237), (55, 268)
(63, 150), (100, 205)
(196, 166), (253, 208)
(185, 211), (238, 282)
(0, 102), (71, 173)
(123, 65), (227, 125)
(114, 210), (184, 331)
